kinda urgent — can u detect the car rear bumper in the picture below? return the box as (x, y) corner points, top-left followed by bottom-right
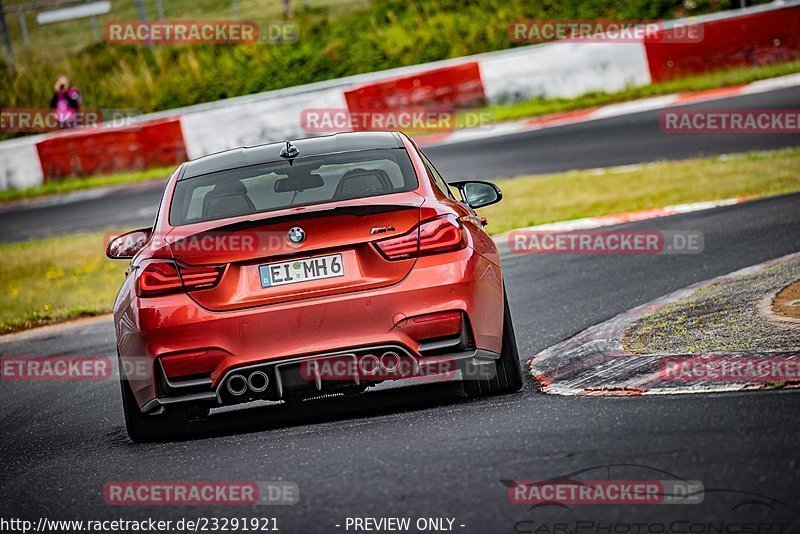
(116, 246), (504, 410)
(141, 346), (501, 414)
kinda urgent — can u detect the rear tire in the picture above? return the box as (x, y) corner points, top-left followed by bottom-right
(119, 358), (192, 442)
(496, 290), (524, 393)
(464, 289), (524, 398)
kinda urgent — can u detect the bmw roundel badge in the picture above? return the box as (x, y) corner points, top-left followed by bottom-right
(288, 227), (306, 244)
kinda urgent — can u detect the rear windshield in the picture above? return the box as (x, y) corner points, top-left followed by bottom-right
(169, 148), (418, 226)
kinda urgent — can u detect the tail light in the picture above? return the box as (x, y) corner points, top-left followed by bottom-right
(137, 261), (224, 297)
(375, 215), (467, 260)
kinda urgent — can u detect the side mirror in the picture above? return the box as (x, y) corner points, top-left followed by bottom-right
(450, 180), (502, 209)
(106, 228), (152, 259)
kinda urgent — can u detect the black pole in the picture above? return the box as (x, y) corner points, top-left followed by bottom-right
(135, 0), (147, 22)
(0, 0), (14, 69)
(134, 0), (152, 49)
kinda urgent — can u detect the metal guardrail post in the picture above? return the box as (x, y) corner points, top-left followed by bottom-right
(18, 9), (30, 49)
(134, 0), (152, 48)
(0, 0), (14, 68)
(134, 0), (147, 22)
(87, 0), (100, 42)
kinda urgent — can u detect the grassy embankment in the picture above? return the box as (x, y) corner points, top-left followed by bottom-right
(1, 0), (756, 127)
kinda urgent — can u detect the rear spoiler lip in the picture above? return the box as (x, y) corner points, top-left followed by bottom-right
(170, 201), (424, 238)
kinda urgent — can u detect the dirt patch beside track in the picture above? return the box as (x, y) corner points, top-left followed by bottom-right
(623, 255), (800, 354)
(774, 280), (800, 320)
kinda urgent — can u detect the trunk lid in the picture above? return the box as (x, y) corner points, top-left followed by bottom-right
(167, 192), (423, 311)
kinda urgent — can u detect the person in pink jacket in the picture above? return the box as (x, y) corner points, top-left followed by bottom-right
(49, 75), (82, 128)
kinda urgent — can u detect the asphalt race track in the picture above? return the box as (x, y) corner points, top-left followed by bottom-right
(2, 191), (800, 531)
(1, 86), (799, 243)
(426, 85), (800, 180)
(2, 79), (800, 531)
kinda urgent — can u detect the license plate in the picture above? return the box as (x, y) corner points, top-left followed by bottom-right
(259, 253), (344, 288)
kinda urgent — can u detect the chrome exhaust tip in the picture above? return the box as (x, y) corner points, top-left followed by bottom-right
(359, 354), (380, 376)
(226, 374), (248, 396)
(380, 351), (401, 372)
(247, 371), (269, 393)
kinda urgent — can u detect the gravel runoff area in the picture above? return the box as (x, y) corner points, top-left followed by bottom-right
(623, 254), (800, 354)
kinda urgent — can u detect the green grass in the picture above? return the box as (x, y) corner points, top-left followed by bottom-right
(1, 0), (754, 130)
(478, 148), (800, 235)
(0, 232), (127, 334)
(486, 61), (800, 123)
(2, 147), (798, 334)
(0, 166), (173, 203)
(3, 0), (368, 60)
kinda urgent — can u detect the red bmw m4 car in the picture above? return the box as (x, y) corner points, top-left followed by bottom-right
(107, 131), (522, 441)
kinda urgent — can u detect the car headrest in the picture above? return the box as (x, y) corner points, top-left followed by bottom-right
(333, 168), (392, 200)
(202, 180), (255, 218)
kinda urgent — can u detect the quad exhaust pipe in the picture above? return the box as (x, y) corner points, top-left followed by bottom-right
(247, 371), (269, 393)
(359, 354), (380, 376)
(380, 351), (401, 372)
(226, 374), (248, 396)
(226, 349), (406, 396)
(359, 351), (403, 376)
(226, 371), (270, 396)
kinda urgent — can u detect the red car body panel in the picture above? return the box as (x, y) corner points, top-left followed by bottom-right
(113, 132), (504, 409)
(170, 192), (424, 311)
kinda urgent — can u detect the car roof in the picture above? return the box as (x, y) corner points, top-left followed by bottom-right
(181, 131), (406, 180)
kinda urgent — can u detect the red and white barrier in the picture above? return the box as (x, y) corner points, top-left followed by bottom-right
(644, 3), (800, 82)
(1, 0), (798, 190)
(180, 87), (346, 159)
(479, 41), (650, 103)
(0, 135), (46, 190)
(35, 118), (186, 179)
(344, 63), (487, 112)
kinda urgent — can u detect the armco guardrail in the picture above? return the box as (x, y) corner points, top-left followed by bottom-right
(1, 0), (798, 190)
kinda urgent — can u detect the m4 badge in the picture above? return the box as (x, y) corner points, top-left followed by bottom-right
(370, 226), (396, 235)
